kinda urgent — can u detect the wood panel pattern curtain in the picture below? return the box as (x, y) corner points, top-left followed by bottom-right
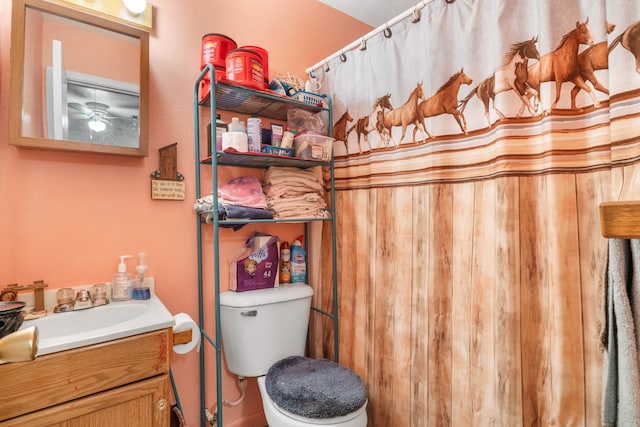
(307, 0), (640, 425)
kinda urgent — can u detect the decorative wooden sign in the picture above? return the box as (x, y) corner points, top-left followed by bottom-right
(151, 143), (185, 200)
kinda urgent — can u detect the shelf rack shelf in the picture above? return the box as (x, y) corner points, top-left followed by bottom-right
(201, 151), (329, 169)
(200, 79), (326, 120)
(193, 65), (338, 427)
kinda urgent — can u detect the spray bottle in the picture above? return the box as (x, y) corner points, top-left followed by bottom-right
(279, 242), (291, 284)
(132, 252), (150, 300)
(112, 255), (132, 301)
(290, 236), (307, 283)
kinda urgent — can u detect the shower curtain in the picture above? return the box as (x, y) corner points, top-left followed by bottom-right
(307, 0), (640, 425)
(314, 0), (640, 186)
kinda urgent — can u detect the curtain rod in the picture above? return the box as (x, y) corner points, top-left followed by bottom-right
(306, 0), (437, 75)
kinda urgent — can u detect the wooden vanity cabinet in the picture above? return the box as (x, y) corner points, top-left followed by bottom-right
(0, 328), (171, 427)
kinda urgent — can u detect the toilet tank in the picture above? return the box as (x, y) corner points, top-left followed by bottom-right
(219, 283), (314, 377)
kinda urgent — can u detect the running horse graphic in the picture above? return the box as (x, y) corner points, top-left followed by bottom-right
(609, 20), (640, 74)
(520, 18), (595, 114)
(418, 68), (473, 139)
(348, 94), (393, 153)
(333, 111), (353, 143)
(459, 37), (540, 126)
(377, 82), (425, 147)
(570, 21), (616, 110)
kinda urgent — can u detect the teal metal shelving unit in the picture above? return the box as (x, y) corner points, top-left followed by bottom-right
(193, 65), (338, 427)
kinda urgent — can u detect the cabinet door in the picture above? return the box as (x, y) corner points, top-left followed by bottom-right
(0, 329), (171, 421)
(0, 374), (170, 427)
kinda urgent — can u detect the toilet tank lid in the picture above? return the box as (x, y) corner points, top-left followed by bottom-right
(220, 283), (313, 308)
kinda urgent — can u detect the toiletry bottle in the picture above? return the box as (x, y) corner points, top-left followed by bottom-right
(290, 236), (307, 283)
(215, 114), (227, 153)
(247, 117), (262, 153)
(279, 242), (291, 284)
(112, 255), (132, 301)
(132, 252), (150, 300)
(281, 129), (295, 149)
(228, 117), (245, 133)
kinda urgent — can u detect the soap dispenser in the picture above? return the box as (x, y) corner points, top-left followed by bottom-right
(112, 255), (132, 301)
(132, 252), (150, 300)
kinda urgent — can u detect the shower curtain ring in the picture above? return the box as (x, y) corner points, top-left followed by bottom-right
(383, 25), (392, 38)
(412, 7), (421, 23)
(359, 38), (367, 51)
(309, 70), (315, 79)
(445, 0), (455, 3)
(339, 51), (347, 62)
(324, 61), (330, 72)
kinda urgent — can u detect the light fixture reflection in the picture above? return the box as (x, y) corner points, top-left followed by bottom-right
(123, 0), (147, 16)
(89, 118), (106, 132)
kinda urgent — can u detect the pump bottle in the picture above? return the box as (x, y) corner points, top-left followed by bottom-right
(112, 255), (132, 301)
(132, 252), (150, 300)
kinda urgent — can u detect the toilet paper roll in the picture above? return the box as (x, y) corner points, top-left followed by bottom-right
(172, 313), (201, 354)
(222, 131), (248, 152)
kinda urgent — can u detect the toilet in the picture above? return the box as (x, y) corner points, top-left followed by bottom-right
(219, 283), (368, 426)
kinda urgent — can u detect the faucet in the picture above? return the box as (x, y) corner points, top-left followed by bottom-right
(1, 281), (47, 313)
(53, 285), (109, 313)
(53, 288), (75, 313)
(73, 290), (93, 310)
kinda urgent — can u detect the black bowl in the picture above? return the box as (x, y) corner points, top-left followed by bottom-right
(0, 301), (26, 339)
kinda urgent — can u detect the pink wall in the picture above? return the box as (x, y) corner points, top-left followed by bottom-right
(0, 0), (371, 425)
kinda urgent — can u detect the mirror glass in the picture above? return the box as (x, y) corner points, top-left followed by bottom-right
(9, 0), (149, 156)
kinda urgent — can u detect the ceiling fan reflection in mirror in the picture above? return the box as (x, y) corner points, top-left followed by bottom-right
(43, 37), (143, 150)
(64, 79), (140, 146)
(68, 101), (138, 133)
(46, 52), (140, 146)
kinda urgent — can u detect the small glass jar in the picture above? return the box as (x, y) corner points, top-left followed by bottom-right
(55, 288), (74, 305)
(54, 288), (75, 312)
(92, 283), (109, 306)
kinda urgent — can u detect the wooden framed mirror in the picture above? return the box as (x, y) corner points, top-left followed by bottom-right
(9, 0), (149, 156)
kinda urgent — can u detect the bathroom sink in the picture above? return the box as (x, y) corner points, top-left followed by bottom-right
(20, 294), (175, 356)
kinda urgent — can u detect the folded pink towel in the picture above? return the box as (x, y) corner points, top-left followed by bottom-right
(218, 176), (267, 209)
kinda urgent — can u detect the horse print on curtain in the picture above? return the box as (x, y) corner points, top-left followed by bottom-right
(320, 0), (640, 189)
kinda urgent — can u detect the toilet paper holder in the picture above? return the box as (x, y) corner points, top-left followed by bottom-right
(171, 313), (201, 354)
(172, 329), (193, 346)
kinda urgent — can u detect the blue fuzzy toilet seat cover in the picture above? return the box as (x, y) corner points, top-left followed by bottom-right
(265, 356), (367, 419)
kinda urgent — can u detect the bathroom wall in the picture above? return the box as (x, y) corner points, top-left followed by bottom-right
(0, 1), (371, 425)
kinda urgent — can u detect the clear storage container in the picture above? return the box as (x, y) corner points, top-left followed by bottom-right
(293, 133), (334, 161)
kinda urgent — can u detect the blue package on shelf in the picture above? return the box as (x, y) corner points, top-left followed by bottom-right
(261, 145), (293, 157)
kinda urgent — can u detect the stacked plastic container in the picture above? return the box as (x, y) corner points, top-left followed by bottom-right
(200, 33), (237, 103)
(247, 118), (262, 153)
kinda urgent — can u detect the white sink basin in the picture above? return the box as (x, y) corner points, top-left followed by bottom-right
(21, 294), (175, 356)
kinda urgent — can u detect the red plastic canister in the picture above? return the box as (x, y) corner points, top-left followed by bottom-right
(226, 48), (265, 90)
(240, 45), (269, 86)
(199, 66), (226, 103)
(201, 33), (237, 69)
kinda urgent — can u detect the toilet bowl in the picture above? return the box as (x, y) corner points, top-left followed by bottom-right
(258, 376), (368, 427)
(219, 284), (368, 426)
